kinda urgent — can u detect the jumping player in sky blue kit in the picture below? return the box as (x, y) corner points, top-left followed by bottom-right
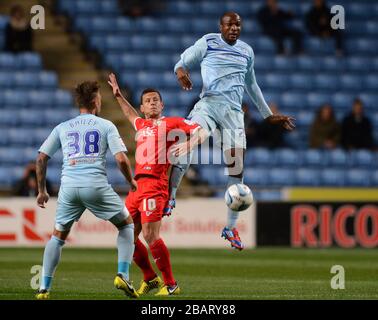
(168, 12), (296, 250)
(35, 81), (139, 299)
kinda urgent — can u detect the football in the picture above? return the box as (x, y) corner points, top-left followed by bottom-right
(225, 183), (254, 211)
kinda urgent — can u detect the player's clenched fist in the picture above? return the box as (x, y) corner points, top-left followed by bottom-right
(37, 192), (49, 208)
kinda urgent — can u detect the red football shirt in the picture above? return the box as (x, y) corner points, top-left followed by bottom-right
(133, 116), (200, 181)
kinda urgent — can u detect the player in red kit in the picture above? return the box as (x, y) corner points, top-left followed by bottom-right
(108, 73), (205, 296)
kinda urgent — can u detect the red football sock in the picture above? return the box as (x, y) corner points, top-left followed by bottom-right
(133, 238), (156, 281)
(149, 238), (176, 287)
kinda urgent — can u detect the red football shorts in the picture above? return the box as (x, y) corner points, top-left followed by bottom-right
(125, 177), (169, 224)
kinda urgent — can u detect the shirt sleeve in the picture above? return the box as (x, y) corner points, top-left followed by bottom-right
(175, 118), (201, 135)
(134, 117), (144, 130)
(107, 123), (127, 155)
(245, 49), (273, 119)
(38, 126), (61, 158)
(174, 36), (207, 72)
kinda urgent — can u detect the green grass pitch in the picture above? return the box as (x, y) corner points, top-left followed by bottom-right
(1, 247), (377, 300)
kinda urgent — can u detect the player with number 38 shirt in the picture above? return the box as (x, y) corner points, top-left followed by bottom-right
(108, 73), (205, 297)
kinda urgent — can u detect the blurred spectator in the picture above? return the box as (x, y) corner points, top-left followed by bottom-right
(257, 0), (303, 55)
(118, 0), (164, 18)
(5, 5), (33, 53)
(341, 99), (375, 150)
(305, 0), (344, 56)
(309, 104), (341, 149)
(14, 162), (53, 197)
(242, 103), (260, 148)
(258, 103), (286, 148)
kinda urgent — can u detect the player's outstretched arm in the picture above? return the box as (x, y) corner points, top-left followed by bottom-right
(36, 152), (50, 208)
(170, 127), (209, 157)
(174, 36), (207, 91)
(114, 152), (137, 191)
(108, 73), (139, 126)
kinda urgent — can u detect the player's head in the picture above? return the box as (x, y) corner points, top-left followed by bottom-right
(219, 12), (242, 44)
(75, 81), (101, 115)
(140, 88), (164, 119)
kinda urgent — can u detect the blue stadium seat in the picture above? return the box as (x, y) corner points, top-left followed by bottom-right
(243, 168), (269, 187)
(314, 74), (339, 91)
(269, 168), (296, 186)
(28, 90), (54, 107)
(22, 147), (38, 163)
(321, 169), (346, 186)
(297, 56), (319, 71)
(254, 56), (274, 72)
(106, 36), (131, 51)
(346, 57), (371, 72)
(328, 149), (350, 167)
(200, 167), (220, 186)
(157, 35), (180, 51)
(346, 169), (371, 187)
(365, 75), (378, 91)
(165, 18), (188, 33)
(346, 3), (374, 18)
(100, 0), (118, 15)
(135, 18), (162, 33)
(296, 168), (321, 186)
(296, 111), (313, 127)
(191, 18), (217, 33)
(263, 74), (290, 90)
(14, 72), (38, 88)
(166, 1), (198, 15)
(340, 75), (363, 92)
(131, 36), (156, 50)
(0, 54), (17, 70)
(273, 56), (297, 71)
(372, 170), (378, 187)
(146, 54), (172, 70)
(348, 38), (378, 55)
(274, 149), (300, 167)
(120, 54), (145, 70)
(39, 71), (58, 88)
(303, 149), (326, 167)
(74, 17), (91, 33)
(320, 57), (344, 72)
(0, 110), (19, 126)
(0, 147), (25, 165)
(281, 92), (307, 109)
(372, 113), (378, 128)
(115, 17), (134, 32)
(0, 129), (10, 146)
(18, 53), (42, 70)
(19, 109), (45, 126)
(76, 0), (101, 15)
(0, 72), (13, 88)
(307, 93), (332, 109)
(34, 128), (53, 146)
(366, 21), (378, 35)
(290, 74), (314, 90)
(245, 148), (275, 167)
(306, 38), (335, 55)
(199, 1), (226, 15)
(253, 37), (276, 54)
(91, 17), (114, 33)
(55, 90), (73, 106)
(137, 72), (161, 88)
(331, 93), (354, 109)
(9, 129), (36, 146)
(46, 167), (61, 187)
(4, 90), (28, 107)
(350, 150), (374, 168)
(359, 93), (378, 109)
(0, 167), (13, 186)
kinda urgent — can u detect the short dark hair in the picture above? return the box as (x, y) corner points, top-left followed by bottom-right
(74, 81), (100, 109)
(140, 88), (162, 104)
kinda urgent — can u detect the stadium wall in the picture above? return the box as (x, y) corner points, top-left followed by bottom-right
(0, 198), (255, 248)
